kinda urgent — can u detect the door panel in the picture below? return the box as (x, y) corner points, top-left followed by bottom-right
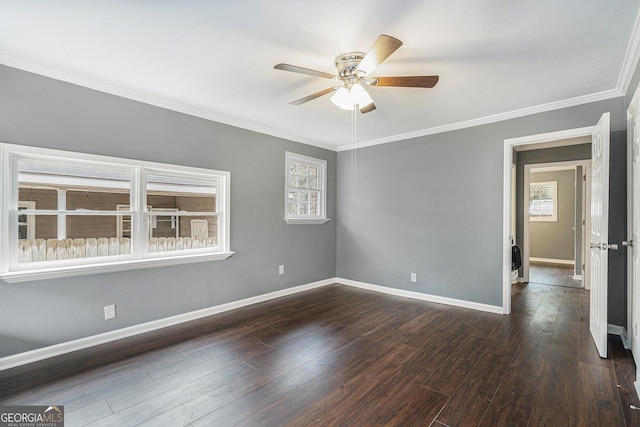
(589, 112), (610, 359)
(631, 98), (640, 362)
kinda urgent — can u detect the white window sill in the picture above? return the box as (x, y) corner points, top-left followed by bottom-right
(284, 218), (331, 225)
(0, 251), (234, 284)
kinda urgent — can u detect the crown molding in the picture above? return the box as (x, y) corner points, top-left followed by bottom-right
(4, 4), (640, 156)
(336, 89), (621, 151)
(618, 7), (640, 95)
(0, 51), (337, 152)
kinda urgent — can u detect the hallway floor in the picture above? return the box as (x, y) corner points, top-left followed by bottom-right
(529, 261), (583, 288)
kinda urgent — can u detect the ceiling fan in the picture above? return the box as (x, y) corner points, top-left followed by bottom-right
(274, 34), (439, 113)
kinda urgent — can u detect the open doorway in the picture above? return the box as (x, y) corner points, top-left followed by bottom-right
(502, 126), (595, 314)
(524, 161), (590, 289)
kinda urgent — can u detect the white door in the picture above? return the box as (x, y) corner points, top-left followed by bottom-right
(629, 91), (640, 363)
(589, 112), (610, 358)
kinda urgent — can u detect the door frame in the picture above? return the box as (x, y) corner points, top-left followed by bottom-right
(522, 161), (591, 285)
(627, 84), (640, 397)
(503, 126), (594, 314)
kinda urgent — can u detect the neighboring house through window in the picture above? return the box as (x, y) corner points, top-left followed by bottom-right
(0, 143), (232, 282)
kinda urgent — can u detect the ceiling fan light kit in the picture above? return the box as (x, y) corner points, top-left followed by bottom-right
(274, 35), (439, 113)
(331, 84), (373, 110)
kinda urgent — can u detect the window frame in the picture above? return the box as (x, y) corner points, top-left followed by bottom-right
(529, 180), (558, 222)
(0, 143), (232, 283)
(284, 152), (329, 225)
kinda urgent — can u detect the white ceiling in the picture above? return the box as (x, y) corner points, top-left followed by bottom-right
(1, 1), (639, 151)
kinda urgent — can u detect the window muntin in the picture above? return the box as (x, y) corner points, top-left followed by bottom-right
(144, 171), (220, 253)
(529, 181), (558, 222)
(285, 152), (327, 223)
(1, 144), (231, 281)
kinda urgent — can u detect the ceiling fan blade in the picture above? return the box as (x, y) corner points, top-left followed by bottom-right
(290, 87), (338, 105)
(356, 35), (403, 76)
(274, 63), (336, 80)
(360, 103), (376, 114)
(372, 76), (439, 88)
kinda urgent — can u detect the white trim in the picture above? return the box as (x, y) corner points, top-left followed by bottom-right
(3, 6), (639, 155)
(0, 52), (337, 153)
(0, 276), (510, 370)
(618, 7), (640, 95)
(336, 278), (504, 314)
(503, 127), (594, 315)
(529, 257), (575, 266)
(0, 251), (234, 283)
(0, 277), (335, 371)
(337, 92), (619, 151)
(284, 218), (330, 225)
(573, 275), (583, 280)
(608, 324), (630, 349)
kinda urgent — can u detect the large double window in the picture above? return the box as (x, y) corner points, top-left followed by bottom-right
(0, 144), (231, 282)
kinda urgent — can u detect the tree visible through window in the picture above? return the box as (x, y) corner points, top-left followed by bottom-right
(529, 181), (557, 222)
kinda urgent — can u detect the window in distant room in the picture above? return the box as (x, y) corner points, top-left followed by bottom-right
(529, 181), (558, 222)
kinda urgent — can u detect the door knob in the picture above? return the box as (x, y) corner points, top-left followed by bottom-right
(590, 243), (601, 249)
(623, 240), (634, 247)
(604, 243), (619, 250)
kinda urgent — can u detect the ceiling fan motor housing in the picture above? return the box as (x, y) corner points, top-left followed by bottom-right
(335, 52), (366, 85)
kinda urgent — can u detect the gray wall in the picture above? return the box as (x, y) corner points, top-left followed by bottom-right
(337, 97), (626, 316)
(529, 169), (576, 261)
(0, 65), (337, 357)
(609, 130), (628, 327)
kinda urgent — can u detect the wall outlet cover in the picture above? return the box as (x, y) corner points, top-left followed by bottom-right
(104, 304), (116, 320)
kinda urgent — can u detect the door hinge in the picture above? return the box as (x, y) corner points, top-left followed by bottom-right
(583, 174), (587, 181)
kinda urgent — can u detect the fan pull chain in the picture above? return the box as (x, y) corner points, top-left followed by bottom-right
(352, 105), (357, 184)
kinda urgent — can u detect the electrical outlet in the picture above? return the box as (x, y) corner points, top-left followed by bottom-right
(104, 304), (116, 320)
(410, 273), (417, 283)
(279, 265), (285, 275)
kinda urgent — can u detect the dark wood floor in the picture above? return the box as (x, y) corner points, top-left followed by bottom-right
(1, 283), (639, 426)
(529, 262), (583, 289)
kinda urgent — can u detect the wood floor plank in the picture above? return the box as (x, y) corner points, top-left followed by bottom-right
(576, 361), (625, 426)
(609, 335), (640, 427)
(478, 336), (550, 426)
(0, 282), (635, 426)
(435, 350), (512, 426)
(528, 343), (580, 426)
(421, 334), (490, 397)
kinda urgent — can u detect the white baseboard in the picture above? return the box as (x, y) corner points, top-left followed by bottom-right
(529, 257), (575, 266)
(608, 324), (630, 349)
(0, 278), (335, 371)
(573, 275), (583, 280)
(0, 277), (508, 371)
(335, 278), (504, 314)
